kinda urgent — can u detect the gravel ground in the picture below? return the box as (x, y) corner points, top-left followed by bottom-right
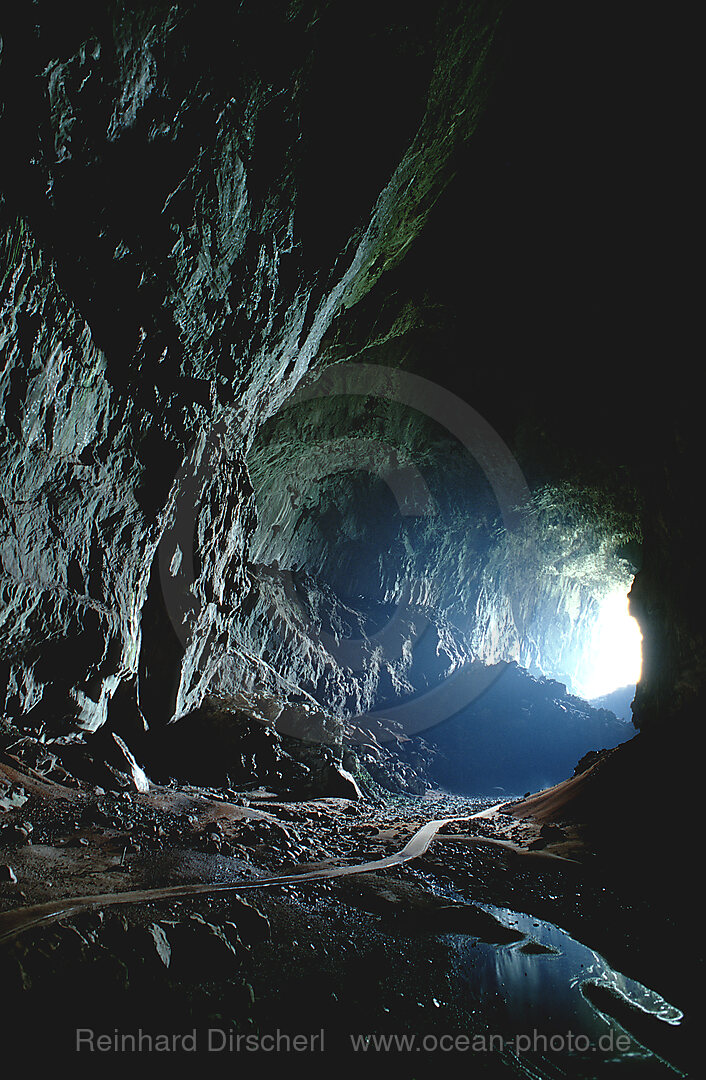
(0, 764), (694, 1072)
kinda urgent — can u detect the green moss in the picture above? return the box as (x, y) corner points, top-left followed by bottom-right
(526, 481), (644, 548)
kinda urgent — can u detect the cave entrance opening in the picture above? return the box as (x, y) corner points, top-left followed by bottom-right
(572, 585), (642, 705)
(528, 577), (642, 719)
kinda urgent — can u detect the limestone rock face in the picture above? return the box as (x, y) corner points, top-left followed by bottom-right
(0, 1), (697, 777)
(425, 662), (633, 796)
(0, 1), (503, 744)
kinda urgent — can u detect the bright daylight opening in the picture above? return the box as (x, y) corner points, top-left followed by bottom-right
(574, 589), (643, 701)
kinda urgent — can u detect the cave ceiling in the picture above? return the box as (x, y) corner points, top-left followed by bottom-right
(0, 1), (697, 745)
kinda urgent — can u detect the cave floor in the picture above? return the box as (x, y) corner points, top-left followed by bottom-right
(0, 757), (693, 1073)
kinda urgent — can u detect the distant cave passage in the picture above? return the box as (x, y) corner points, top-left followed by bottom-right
(241, 402), (647, 794)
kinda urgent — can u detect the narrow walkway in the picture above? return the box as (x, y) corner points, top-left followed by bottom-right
(0, 804), (575, 945)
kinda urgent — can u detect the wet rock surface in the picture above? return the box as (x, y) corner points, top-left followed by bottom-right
(0, 751), (695, 1070)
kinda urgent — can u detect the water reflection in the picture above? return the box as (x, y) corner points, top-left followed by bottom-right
(448, 904), (684, 1076)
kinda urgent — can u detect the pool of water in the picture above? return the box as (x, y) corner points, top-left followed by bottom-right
(448, 904), (685, 1077)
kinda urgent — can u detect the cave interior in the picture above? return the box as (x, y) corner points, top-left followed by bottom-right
(0, 0), (697, 1068)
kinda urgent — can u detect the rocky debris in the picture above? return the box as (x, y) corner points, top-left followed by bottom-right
(1, 738), (82, 788)
(540, 823), (566, 840)
(352, 722), (438, 796)
(161, 914), (242, 980)
(136, 922), (172, 969)
(281, 737), (361, 800)
(3, 902), (259, 1040)
(573, 748), (614, 777)
(526, 823), (567, 851)
(356, 750), (430, 796)
(225, 898), (270, 945)
(423, 663), (634, 796)
(0, 779), (29, 812)
(1, 751), (266, 863)
(200, 821), (225, 853)
(11, 733), (149, 794)
(335, 872), (524, 942)
(110, 734), (150, 793)
(0, 863), (18, 883)
(1, 820), (33, 844)
(327, 766), (361, 801)
(143, 696), (355, 801)
(0, 763), (690, 1066)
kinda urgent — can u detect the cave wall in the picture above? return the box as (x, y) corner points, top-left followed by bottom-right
(245, 354), (642, 714)
(0, 0), (696, 759)
(0, 0), (504, 739)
